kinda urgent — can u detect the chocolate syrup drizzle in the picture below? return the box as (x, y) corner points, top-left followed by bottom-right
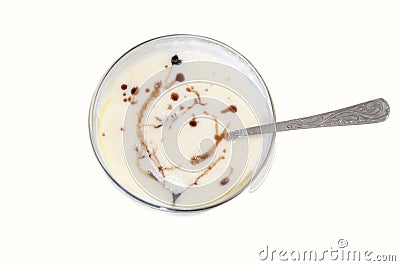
(131, 55), (235, 205)
(190, 118), (228, 165)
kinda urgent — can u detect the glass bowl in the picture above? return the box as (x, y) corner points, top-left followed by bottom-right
(89, 35), (276, 212)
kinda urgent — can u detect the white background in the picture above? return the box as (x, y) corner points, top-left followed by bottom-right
(1, 1), (399, 265)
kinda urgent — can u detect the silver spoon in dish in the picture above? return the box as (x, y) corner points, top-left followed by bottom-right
(228, 98), (390, 141)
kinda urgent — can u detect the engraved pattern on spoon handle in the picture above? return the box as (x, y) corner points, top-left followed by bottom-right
(276, 98), (390, 132)
(228, 98), (390, 140)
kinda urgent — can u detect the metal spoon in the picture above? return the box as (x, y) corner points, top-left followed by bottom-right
(228, 98), (390, 141)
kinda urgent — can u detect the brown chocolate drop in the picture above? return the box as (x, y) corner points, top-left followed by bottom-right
(120, 127), (124, 131)
(220, 167), (233, 186)
(171, 54), (182, 65)
(164, 65), (168, 68)
(123, 98), (127, 102)
(171, 92), (179, 101)
(189, 119), (197, 127)
(175, 73), (185, 82)
(229, 105), (237, 112)
(121, 84), (127, 90)
(101, 133), (105, 136)
(221, 105), (238, 113)
(145, 88), (150, 93)
(123, 92), (126, 96)
(220, 177), (229, 186)
(131, 86), (139, 95)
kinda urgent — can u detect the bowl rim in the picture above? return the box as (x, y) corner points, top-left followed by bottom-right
(88, 34), (277, 212)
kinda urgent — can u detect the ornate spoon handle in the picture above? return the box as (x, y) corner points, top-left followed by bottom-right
(228, 98), (390, 140)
